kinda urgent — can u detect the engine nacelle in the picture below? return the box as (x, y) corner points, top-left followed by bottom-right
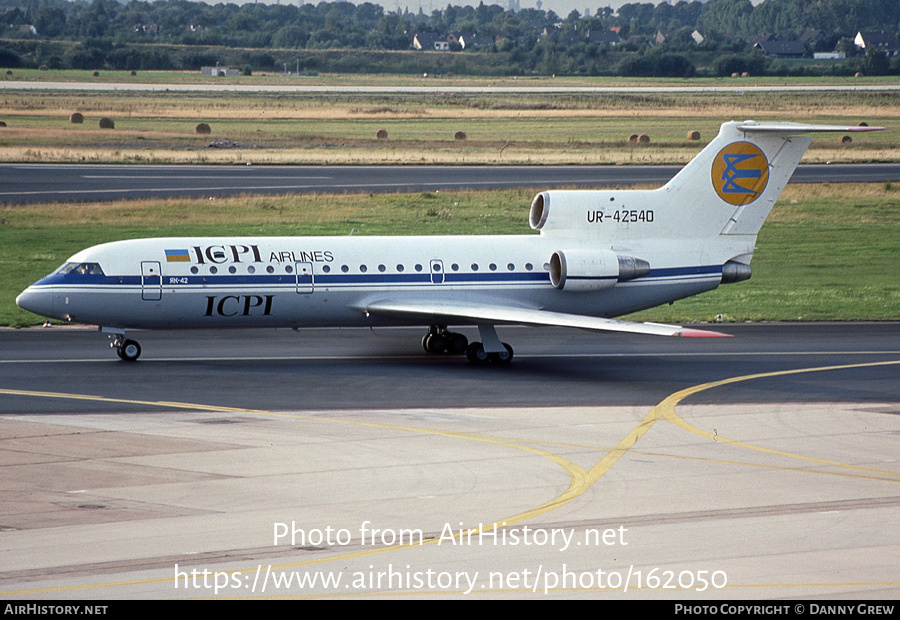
(549, 249), (650, 291)
(530, 190), (604, 232)
(721, 260), (752, 284)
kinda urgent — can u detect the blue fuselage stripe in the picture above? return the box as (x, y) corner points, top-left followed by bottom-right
(31, 265), (722, 289)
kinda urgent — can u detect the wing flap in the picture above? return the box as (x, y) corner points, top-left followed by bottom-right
(363, 300), (730, 338)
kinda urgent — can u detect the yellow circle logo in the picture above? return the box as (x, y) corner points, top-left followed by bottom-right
(711, 142), (769, 206)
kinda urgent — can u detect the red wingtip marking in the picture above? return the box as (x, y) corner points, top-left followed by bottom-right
(676, 328), (733, 338)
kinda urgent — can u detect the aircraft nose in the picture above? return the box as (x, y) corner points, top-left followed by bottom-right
(16, 286), (57, 319)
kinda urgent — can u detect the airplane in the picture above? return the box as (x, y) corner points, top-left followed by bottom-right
(16, 120), (882, 364)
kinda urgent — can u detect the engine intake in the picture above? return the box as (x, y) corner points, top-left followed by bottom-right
(530, 190), (601, 232)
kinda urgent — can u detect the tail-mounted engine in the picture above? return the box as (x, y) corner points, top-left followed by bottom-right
(549, 249), (650, 291)
(531, 192), (650, 291)
(530, 191), (593, 232)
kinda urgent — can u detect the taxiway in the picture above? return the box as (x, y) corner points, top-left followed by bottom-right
(1, 324), (898, 599)
(2, 163), (899, 204)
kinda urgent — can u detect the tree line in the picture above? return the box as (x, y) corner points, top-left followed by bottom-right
(1, 0), (899, 77)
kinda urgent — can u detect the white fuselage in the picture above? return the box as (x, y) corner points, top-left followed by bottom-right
(18, 233), (725, 331)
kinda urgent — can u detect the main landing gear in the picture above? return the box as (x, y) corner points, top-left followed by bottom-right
(108, 332), (141, 361)
(422, 325), (469, 355)
(422, 324), (514, 365)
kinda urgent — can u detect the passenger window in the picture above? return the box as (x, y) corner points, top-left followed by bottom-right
(396, 264), (404, 272)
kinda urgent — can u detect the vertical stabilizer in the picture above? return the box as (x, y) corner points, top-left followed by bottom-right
(659, 121), (882, 239)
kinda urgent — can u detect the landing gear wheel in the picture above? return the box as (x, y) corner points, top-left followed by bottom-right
(424, 333), (447, 354)
(117, 339), (141, 362)
(493, 343), (514, 365)
(466, 342), (513, 365)
(466, 342), (490, 364)
(422, 326), (468, 356)
(447, 332), (469, 355)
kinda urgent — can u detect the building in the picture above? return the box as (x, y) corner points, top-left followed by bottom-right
(753, 40), (807, 58)
(854, 31), (900, 56)
(413, 33), (450, 51)
(586, 29), (622, 46)
(201, 66), (240, 77)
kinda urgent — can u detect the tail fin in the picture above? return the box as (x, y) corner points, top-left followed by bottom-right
(662, 121), (883, 238)
(528, 121), (882, 247)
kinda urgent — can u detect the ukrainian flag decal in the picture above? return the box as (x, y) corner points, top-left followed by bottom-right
(165, 249), (191, 263)
(711, 142), (769, 206)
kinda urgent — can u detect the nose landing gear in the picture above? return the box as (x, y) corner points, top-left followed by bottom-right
(108, 333), (142, 361)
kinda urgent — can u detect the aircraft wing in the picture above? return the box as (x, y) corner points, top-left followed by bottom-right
(362, 300), (730, 338)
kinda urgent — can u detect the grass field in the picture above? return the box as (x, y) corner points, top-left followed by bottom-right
(1, 73), (898, 164)
(3, 183), (898, 328)
(6, 69), (900, 87)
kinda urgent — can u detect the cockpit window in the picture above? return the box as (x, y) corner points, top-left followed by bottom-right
(58, 262), (104, 276)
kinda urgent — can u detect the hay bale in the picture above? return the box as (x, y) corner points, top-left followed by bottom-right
(98, 117), (115, 129)
(686, 130), (701, 141)
(628, 134), (639, 143)
(195, 123), (211, 135)
(741, 72), (750, 77)
(638, 134), (650, 143)
(858, 121), (868, 127)
(454, 131), (467, 141)
(129, 70), (137, 76)
(70, 112), (84, 124)
(731, 72), (739, 78)
(376, 129), (388, 140)
(92, 71), (100, 77)
(839, 135), (852, 144)
(0, 121), (6, 127)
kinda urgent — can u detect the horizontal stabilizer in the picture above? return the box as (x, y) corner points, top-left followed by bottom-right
(736, 122), (885, 134)
(363, 300), (730, 338)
